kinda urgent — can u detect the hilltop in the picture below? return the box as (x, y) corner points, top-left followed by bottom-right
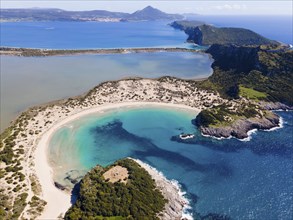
(0, 6), (183, 22)
(122, 6), (183, 21)
(171, 21), (279, 46)
(194, 44), (293, 138)
(64, 158), (167, 219)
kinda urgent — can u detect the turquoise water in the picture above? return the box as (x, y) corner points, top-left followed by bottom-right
(0, 52), (212, 131)
(49, 108), (293, 219)
(0, 21), (192, 49)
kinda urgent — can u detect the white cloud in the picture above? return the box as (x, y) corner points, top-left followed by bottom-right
(214, 4), (247, 11)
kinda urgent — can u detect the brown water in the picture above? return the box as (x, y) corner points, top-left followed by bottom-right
(0, 52), (212, 131)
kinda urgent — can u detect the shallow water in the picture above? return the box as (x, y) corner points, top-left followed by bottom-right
(0, 52), (212, 130)
(49, 107), (293, 219)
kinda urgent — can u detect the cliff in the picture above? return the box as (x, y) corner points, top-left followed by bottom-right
(171, 21), (279, 46)
(194, 108), (280, 139)
(194, 43), (292, 139)
(204, 44), (293, 105)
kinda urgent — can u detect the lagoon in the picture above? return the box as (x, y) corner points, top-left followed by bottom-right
(0, 52), (212, 131)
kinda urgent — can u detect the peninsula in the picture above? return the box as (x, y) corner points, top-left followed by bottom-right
(170, 21), (280, 46)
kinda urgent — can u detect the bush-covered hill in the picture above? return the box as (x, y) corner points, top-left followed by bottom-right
(171, 21), (279, 46)
(64, 158), (166, 220)
(201, 44), (293, 106)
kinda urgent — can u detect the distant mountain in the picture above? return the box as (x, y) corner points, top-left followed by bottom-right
(123, 6), (183, 21)
(0, 6), (183, 22)
(171, 21), (279, 46)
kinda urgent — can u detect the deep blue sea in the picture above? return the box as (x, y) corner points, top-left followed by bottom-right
(0, 21), (191, 49)
(1, 16), (292, 49)
(49, 107), (293, 219)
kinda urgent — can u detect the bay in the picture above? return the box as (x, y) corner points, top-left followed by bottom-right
(49, 107), (293, 219)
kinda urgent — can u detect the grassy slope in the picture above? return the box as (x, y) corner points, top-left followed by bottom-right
(239, 86), (267, 100)
(203, 44), (293, 105)
(195, 44), (292, 128)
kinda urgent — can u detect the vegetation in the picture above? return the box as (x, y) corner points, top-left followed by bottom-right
(0, 47), (194, 57)
(11, 192), (28, 219)
(201, 44), (293, 105)
(65, 158), (166, 220)
(239, 86), (267, 100)
(171, 22), (278, 46)
(194, 103), (260, 128)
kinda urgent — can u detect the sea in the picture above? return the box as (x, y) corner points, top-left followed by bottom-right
(1, 16), (292, 49)
(49, 107), (293, 219)
(1, 17), (293, 219)
(0, 21), (191, 49)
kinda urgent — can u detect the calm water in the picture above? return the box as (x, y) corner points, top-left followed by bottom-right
(0, 21), (192, 49)
(1, 16), (292, 49)
(49, 107), (293, 219)
(0, 52), (212, 131)
(187, 15), (293, 45)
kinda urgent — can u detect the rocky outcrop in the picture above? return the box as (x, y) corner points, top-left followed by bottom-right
(258, 101), (293, 111)
(132, 159), (190, 220)
(196, 113), (280, 139)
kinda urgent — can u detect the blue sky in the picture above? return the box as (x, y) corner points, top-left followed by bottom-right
(1, 1), (292, 15)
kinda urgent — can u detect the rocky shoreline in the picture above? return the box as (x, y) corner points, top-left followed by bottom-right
(196, 110), (281, 140)
(131, 158), (191, 220)
(193, 101), (292, 140)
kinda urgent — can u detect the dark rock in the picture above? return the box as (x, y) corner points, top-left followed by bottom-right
(198, 113), (280, 140)
(54, 181), (66, 191)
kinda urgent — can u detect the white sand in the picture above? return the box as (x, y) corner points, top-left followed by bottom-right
(35, 101), (200, 219)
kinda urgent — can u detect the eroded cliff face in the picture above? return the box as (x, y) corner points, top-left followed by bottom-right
(206, 44), (260, 73)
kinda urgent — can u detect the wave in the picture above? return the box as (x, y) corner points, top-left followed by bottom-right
(130, 158), (193, 220)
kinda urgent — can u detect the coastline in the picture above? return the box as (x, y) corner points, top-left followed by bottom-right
(131, 158), (192, 220)
(0, 46), (201, 57)
(35, 102), (200, 219)
(0, 76), (287, 219)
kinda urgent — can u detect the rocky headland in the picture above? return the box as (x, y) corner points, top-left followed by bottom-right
(170, 21), (280, 46)
(195, 110), (280, 139)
